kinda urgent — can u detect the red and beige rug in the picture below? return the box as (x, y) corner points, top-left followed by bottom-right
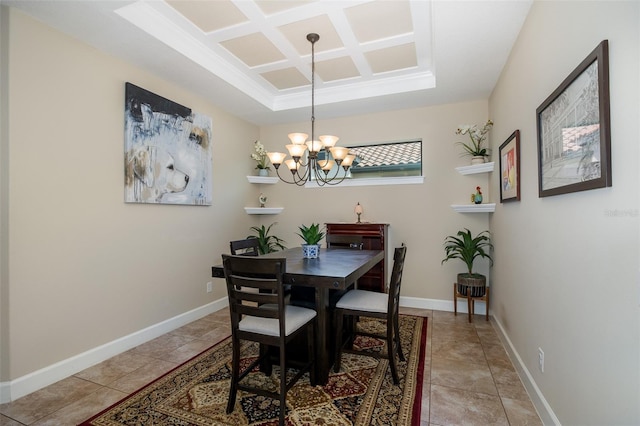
(80, 315), (427, 425)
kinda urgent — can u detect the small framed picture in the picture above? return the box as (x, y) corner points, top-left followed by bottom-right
(536, 40), (611, 197)
(499, 130), (521, 202)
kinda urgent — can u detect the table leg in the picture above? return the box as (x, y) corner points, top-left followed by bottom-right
(315, 287), (329, 385)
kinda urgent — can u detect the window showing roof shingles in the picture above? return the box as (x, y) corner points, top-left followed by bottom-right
(350, 141), (421, 169)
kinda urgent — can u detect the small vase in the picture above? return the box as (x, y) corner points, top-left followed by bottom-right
(257, 169), (269, 177)
(471, 156), (486, 165)
(474, 194), (483, 204)
(302, 244), (320, 259)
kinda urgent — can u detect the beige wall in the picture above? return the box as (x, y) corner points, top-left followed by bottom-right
(257, 100), (493, 302)
(2, 8), (258, 380)
(489, 1), (639, 424)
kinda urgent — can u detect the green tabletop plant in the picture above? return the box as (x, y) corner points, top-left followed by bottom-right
(297, 223), (325, 258)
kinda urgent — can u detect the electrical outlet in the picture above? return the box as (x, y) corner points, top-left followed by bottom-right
(538, 347), (544, 373)
(206, 281), (212, 293)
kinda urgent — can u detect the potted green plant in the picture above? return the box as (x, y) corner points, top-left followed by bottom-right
(441, 228), (493, 295)
(247, 222), (286, 255)
(455, 119), (494, 164)
(297, 223), (325, 259)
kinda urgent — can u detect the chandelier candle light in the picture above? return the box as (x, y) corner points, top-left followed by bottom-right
(267, 33), (355, 186)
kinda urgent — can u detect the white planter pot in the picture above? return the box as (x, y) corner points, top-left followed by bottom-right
(301, 244), (320, 259)
(471, 156), (486, 165)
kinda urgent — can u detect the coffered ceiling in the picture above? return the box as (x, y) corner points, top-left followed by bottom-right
(1, 0), (533, 125)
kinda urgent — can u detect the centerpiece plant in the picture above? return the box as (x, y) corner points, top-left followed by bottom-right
(297, 223), (325, 259)
(441, 228), (493, 295)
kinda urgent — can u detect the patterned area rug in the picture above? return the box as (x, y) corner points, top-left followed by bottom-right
(80, 315), (427, 426)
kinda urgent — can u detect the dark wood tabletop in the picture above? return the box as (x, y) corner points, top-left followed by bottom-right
(212, 247), (385, 384)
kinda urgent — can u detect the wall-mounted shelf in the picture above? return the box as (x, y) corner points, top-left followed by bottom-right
(455, 162), (495, 175)
(246, 176), (279, 184)
(244, 207), (284, 215)
(451, 203), (496, 213)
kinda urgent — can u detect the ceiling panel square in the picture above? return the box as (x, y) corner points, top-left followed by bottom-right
(261, 68), (309, 90)
(255, 0), (315, 15)
(345, 0), (413, 43)
(221, 32), (285, 67)
(167, 0), (247, 33)
(316, 56), (360, 82)
(365, 43), (417, 74)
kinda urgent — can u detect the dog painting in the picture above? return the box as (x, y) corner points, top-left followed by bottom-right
(124, 83), (212, 205)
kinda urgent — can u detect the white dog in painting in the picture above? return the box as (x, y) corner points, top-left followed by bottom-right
(125, 145), (190, 203)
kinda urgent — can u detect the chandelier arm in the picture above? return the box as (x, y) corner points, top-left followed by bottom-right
(315, 167), (350, 185)
(273, 164), (308, 186)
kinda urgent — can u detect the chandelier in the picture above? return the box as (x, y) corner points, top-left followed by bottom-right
(267, 33), (355, 186)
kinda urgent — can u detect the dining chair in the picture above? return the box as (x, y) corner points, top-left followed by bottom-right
(454, 282), (489, 322)
(222, 254), (316, 426)
(229, 238), (260, 256)
(333, 244), (407, 384)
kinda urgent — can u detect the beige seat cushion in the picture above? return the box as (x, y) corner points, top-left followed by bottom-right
(239, 305), (316, 337)
(335, 289), (387, 313)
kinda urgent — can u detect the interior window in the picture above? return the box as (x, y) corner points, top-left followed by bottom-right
(348, 140), (422, 178)
(309, 139), (423, 187)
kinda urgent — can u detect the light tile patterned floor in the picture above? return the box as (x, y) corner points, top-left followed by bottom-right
(0, 308), (542, 425)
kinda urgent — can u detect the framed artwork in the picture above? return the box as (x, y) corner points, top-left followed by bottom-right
(124, 82), (212, 205)
(499, 130), (521, 202)
(536, 40), (611, 197)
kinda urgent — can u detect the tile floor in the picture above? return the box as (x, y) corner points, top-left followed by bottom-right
(0, 307), (542, 425)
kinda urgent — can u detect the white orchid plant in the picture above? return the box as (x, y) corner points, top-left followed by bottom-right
(251, 140), (270, 170)
(455, 119), (494, 158)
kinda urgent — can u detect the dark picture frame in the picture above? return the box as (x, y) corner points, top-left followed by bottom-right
(499, 130), (521, 202)
(536, 40), (611, 197)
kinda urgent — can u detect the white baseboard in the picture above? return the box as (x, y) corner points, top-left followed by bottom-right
(1, 294), (537, 415)
(400, 295), (487, 315)
(0, 297), (229, 403)
(492, 317), (560, 425)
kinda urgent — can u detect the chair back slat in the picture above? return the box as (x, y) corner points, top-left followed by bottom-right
(230, 238), (260, 256)
(235, 303), (280, 319)
(231, 288), (278, 309)
(228, 275), (279, 291)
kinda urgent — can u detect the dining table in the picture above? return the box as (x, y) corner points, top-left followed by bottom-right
(211, 247), (385, 385)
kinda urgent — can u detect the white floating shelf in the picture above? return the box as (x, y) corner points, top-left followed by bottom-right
(455, 162), (495, 175)
(451, 203), (496, 213)
(246, 176), (279, 184)
(244, 207), (284, 215)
